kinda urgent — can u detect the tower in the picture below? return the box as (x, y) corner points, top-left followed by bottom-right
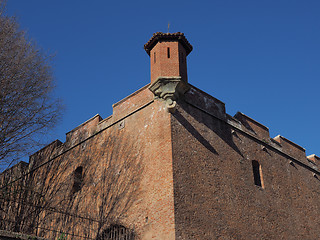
(144, 32), (193, 112)
(144, 32), (193, 84)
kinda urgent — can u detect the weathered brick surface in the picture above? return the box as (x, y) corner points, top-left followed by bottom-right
(112, 85), (154, 122)
(273, 135), (307, 163)
(65, 114), (102, 148)
(171, 93), (320, 240)
(234, 112), (270, 140)
(185, 85), (226, 120)
(0, 86), (176, 239)
(307, 154), (320, 164)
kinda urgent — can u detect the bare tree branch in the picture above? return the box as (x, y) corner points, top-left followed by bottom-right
(0, 1), (62, 167)
(0, 128), (142, 239)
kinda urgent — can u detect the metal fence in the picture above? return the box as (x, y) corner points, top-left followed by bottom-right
(0, 215), (135, 240)
(96, 225), (135, 240)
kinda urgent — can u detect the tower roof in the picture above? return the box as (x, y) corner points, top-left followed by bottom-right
(144, 32), (193, 56)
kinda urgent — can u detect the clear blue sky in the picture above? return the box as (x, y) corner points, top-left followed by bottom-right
(6, 0), (320, 157)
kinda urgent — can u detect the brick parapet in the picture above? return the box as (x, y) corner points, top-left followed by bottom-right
(31, 85), (155, 154)
(184, 85), (226, 120)
(28, 140), (63, 169)
(307, 154), (320, 163)
(0, 161), (28, 176)
(179, 88), (319, 176)
(273, 135), (307, 164)
(0, 161), (28, 186)
(234, 112), (270, 140)
(112, 84), (154, 122)
(226, 115), (310, 166)
(65, 114), (102, 148)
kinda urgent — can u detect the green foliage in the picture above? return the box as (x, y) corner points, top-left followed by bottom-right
(57, 232), (67, 240)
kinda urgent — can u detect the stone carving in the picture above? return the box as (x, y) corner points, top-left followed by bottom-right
(148, 76), (190, 113)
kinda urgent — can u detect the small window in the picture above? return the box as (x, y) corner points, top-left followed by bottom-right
(167, 47), (170, 58)
(252, 160), (264, 188)
(154, 52), (156, 63)
(73, 166), (83, 192)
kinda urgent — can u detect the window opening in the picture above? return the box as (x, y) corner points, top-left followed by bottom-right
(73, 166), (83, 192)
(167, 47), (170, 58)
(154, 52), (156, 63)
(252, 160), (263, 188)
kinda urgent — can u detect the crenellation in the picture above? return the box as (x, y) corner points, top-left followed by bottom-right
(65, 114), (102, 148)
(96, 115), (113, 131)
(227, 114), (243, 130)
(273, 135), (307, 164)
(112, 85), (154, 122)
(28, 139), (63, 168)
(234, 112), (270, 140)
(0, 161), (28, 181)
(307, 154), (320, 163)
(268, 137), (283, 151)
(185, 85), (226, 120)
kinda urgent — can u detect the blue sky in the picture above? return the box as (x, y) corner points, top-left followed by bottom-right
(6, 0), (320, 157)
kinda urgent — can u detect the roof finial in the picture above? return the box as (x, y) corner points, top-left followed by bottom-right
(167, 22), (170, 33)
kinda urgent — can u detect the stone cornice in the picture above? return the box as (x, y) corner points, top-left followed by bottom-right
(149, 76), (190, 113)
(144, 32), (193, 56)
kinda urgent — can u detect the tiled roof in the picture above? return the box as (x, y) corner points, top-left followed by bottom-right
(144, 32), (193, 56)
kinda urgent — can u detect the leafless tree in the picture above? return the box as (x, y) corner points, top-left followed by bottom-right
(0, 1), (62, 167)
(0, 128), (143, 239)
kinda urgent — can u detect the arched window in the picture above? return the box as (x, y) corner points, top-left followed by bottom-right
(96, 224), (135, 240)
(73, 166), (83, 192)
(252, 161), (264, 188)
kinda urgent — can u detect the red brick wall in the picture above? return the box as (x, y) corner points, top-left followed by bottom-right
(171, 90), (320, 239)
(0, 86), (177, 240)
(3, 81), (320, 239)
(150, 41), (188, 84)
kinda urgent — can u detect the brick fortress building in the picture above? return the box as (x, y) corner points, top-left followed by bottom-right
(1, 32), (320, 240)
